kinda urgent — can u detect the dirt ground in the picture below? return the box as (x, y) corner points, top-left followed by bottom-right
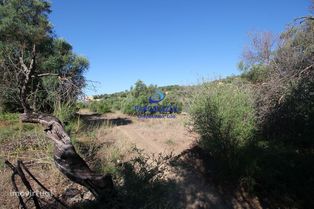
(85, 112), (263, 209)
(99, 112), (195, 155)
(0, 111), (263, 209)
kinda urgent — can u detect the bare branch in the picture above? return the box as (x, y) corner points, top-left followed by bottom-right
(20, 113), (114, 199)
(294, 16), (314, 23)
(31, 73), (59, 78)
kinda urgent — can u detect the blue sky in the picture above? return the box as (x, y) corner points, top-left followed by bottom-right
(50, 0), (310, 95)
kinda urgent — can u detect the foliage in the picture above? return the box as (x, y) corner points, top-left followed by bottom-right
(250, 18), (314, 208)
(0, 0), (88, 113)
(70, 141), (177, 209)
(89, 100), (111, 114)
(0, 112), (19, 121)
(121, 95), (142, 115)
(76, 101), (88, 109)
(160, 92), (183, 114)
(121, 80), (154, 115)
(189, 79), (256, 174)
(247, 18), (313, 137)
(53, 101), (78, 124)
(238, 31), (276, 83)
(92, 82), (188, 115)
(113, 148), (177, 209)
(121, 80), (183, 115)
(238, 62), (270, 83)
(199, 16), (314, 208)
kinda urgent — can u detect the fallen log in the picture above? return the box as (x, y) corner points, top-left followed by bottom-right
(20, 112), (114, 199)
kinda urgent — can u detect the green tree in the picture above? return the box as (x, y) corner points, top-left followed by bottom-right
(0, 0), (114, 201)
(0, 0), (88, 113)
(131, 80), (148, 98)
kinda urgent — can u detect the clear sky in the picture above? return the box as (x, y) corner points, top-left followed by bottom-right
(50, 0), (310, 95)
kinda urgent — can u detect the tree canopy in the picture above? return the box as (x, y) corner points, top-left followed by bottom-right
(0, 0), (88, 113)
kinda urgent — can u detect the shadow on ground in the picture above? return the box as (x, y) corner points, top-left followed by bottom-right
(45, 148), (180, 209)
(43, 146), (260, 209)
(40, 142), (292, 209)
(77, 113), (132, 131)
(41, 145), (262, 209)
(169, 145), (268, 209)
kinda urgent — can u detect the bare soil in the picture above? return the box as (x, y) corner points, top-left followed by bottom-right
(0, 112), (263, 209)
(101, 112), (195, 154)
(90, 112), (263, 209)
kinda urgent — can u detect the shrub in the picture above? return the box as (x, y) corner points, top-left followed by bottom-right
(121, 80), (184, 115)
(256, 19), (314, 148)
(107, 97), (122, 111)
(89, 100), (111, 114)
(0, 112), (19, 121)
(53, 102), (78, 124)
(114, 148), (177, 209)
(0, 89), (23, 113)
(239, 63), (270, 83)
(160, 94), (183, 114)
(76, 101), (88, 109)
(251, 19), (314, 208)
(121, 95), (147, 115)
(189, 80), (256, 172)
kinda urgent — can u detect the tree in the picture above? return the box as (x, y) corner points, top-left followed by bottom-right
(238, 31), (276, 83)
(0, 0), (113, 203)
(131, 80), (147, 98)
(257, 17), (314, 145)
(0, 0), (88, 113)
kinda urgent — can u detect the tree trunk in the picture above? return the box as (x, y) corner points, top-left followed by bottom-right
(20, 113), (114, 199)
(17, 44), (113, 200)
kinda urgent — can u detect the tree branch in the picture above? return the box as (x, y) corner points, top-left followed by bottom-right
(15, 42), (114, 202)
(20, 113), (114, 199)
(32, 73), (59, 78)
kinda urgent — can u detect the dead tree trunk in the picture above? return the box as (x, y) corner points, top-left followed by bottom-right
(15, 43), (114, 200)
(20, 113), (114, 199)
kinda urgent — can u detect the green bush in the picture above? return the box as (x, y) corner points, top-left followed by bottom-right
(160, 94), (183, 114)
(106, 97), (122, 111)
(0, 89), (23, 113)
(0, 112), (19, 121)
(121, 80), (184, 115)
(76, 101), (88, 109)
(190, 80), (256, 171)
(121, 96), (146, 115)
(239, 63), (270, 83)
(89, 100), (111, 114)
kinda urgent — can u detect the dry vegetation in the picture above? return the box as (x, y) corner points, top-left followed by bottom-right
(0, 111), (264, 209)
(0, 0), (313, 208)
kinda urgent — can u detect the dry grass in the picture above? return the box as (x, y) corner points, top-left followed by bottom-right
(0, 111), (191, 208)
(0, 111), (266, 209)
(0, 119), (70, 209)
(0, 115), (127, 208)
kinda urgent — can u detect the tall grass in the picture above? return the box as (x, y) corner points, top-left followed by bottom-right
(53, 101), (78, 123)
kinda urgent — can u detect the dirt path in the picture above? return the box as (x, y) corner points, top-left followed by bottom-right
(100, 112), (196, 155)
(82, 111), (263, 209)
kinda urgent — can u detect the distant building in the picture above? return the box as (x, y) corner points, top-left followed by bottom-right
(87, 96), (94, 101)
(83, 96), (102, 102)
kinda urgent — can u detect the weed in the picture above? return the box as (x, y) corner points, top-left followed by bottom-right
(164, 139), (176, 146)
(0, 112), (19, 121)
